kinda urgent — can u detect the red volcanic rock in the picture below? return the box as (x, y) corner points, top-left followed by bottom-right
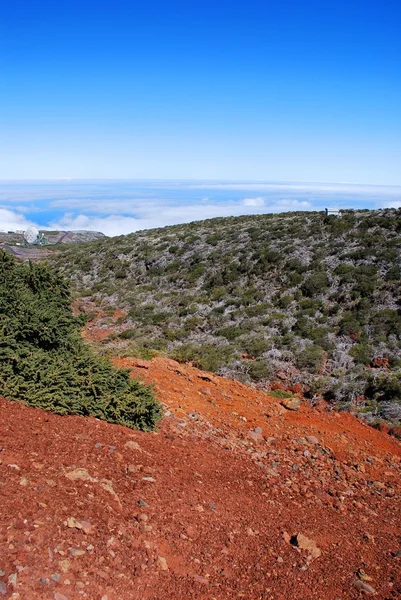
(0, 357), (400, 599)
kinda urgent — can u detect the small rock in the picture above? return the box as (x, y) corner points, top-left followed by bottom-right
(357, 568), (373, 582)
(137, 499), (149, 508)
(306, 436), (319, 444)
(66, 517), (82, 530)
(0, 571), (4, 577)
(280, 398), (301, 411)
(248, 429), (264, 443)
(193, 575), (209, 585)
(54, 593), (69, 600)
(8, 574), (17, 588)
(157, 556), (169, 571)
(51, 574), (60, 582)
(0, 582), (6, 597)
(291, 534), (321, 559)
(351, 580), (376, 594)
(19, 477), (29, 486)
(58, 559), (71, 573)
(70, 548), (86, 556)
(185, 526), (196, 538)
(282, 531), (291, 544)
(79, 520), (95, 535)
(125, 440), (142, 451)
(65, 468), (96, 482)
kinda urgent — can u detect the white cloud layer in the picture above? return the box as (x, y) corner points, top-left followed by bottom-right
(1, 180), (399, 237)
(0, 208), (35, 232)
(243, 197), (265, 206)
(50, 197), (316, 236)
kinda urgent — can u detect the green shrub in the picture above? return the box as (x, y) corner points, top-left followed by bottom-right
(216, 326), (247, 340)
(349, 343), (372, 365)
(171, 343), (233, 372)
(246, 359), (273, 381)
(0, 251), (162, 431)
(302, 272), (329, 297)
(296, 345), (327, 373)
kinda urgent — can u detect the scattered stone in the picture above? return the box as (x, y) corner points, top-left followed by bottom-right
(157, 556), (168, 571)
(185, 526), (196, 538)
(58, 560), (71, 573)
(65, 468), (96, 483)
(19, 476), (29, 486)
(51, 574), (60, 582)
(0, 571), (4, 577)
(357, 568), (373, 582)
(99, 479), (121, 505)
(193, 575), (209, 585)
(66, 517), (82, 529)
(7, 464), (20, 470)
(351, 579), (376, 594)
(290, 534), (322, 559)
(8, 574), (17, 588)
(54, 593), (69, 600)
(248, 428), (264, 443)
(0, 582), (6, 597)
(282, 531), (291, 544)
(70, 548), (86, 556)
(125, 440), (142, 451)
(280, 398), (301, 411)
(80, 520), (95, 535)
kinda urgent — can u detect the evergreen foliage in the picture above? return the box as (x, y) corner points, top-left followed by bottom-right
(0, 250), (162, 430)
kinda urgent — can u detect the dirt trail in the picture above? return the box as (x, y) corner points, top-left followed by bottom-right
(0, 356), (400, 599)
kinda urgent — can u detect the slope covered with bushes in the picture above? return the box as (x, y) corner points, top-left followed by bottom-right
(0, 250), (162, 430)
(51, 209), (401, 422)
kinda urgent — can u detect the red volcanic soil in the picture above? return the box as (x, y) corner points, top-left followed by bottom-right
(1, 357), (400, 600)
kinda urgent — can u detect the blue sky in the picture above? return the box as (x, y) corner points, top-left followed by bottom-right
(1, 1), (400, 183)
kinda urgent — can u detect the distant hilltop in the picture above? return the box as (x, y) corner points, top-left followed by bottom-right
(0, 229), (106, 245)
(0, 229), (107, 260)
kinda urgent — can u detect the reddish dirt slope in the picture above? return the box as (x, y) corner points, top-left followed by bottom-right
(0, 358), (400, 600)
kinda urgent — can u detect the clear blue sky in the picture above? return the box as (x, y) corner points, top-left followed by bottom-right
(1, 1), (400, 183)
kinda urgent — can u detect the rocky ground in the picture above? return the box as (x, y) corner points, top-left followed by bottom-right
(1, 352), (400, 600)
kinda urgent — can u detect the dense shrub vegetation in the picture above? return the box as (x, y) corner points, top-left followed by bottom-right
(0, 250), (162, 430)
(51, 209), (401, 423)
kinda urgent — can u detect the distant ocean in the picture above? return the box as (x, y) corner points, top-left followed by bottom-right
(0, 179), (400, 236)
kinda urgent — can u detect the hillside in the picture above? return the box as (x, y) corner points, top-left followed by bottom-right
(51, 209), (401, 424)
(1, 358), (400, 599)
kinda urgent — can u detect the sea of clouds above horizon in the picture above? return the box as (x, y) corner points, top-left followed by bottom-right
(0, 180), (400, 237)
